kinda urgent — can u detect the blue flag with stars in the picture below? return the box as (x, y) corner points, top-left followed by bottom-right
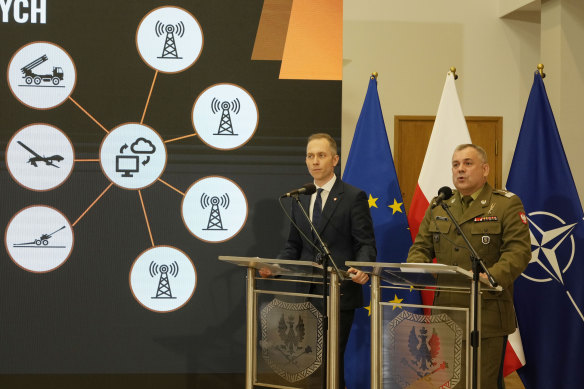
(343, 76), (420, 388)
(506, 73), (584, 388)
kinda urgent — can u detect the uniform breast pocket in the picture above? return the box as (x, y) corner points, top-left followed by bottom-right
(428, 219), (451, 254)
(471, 222), (501, 261)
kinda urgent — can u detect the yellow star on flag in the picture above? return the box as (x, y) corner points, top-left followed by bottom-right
(389, 294), (403, 310)
(368, 194), (378, 208)
(388, 199), (403, 214)
(364, 302), (372, 317)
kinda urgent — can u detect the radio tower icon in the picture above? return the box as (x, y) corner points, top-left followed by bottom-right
(201, 193), (230, 230)
(149, 261), (179, 299)
(155, 20), (185, 59)
(211, 98), (240, 136)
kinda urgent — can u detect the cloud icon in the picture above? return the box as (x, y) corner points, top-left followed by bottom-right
(131, 137), (156, 154)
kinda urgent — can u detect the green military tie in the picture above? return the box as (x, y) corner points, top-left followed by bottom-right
(462, 195), (473, 211)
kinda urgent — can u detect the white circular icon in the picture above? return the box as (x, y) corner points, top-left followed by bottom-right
(129, 246), (197, 312)
(136, 6), (203, 73)
(182, 176), (248, 242)
(100, 123), (167, 190)
(7, 41), (76, 109)
(5, 205), (74, 273)
(192, 83), (259, 150)
(6, 124), (75, 191)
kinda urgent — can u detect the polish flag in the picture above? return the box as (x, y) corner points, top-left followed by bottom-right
(407, 71), (526, 376)
(407, 71), (471, 242)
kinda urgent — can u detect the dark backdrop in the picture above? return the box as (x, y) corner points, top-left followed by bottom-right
(0, 0), (341, 386)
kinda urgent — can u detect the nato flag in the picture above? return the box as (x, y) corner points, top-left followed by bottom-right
(507, 72), (584, 388)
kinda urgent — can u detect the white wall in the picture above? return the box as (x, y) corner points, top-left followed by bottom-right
(343, 0), (583, 206)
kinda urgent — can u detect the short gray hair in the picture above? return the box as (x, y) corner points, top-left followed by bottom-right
(454, 144), (488, 163)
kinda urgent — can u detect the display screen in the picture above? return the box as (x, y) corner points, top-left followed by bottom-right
(0, 0), (341, 375)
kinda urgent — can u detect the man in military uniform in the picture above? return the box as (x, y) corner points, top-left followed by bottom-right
(407, 144), (531, 388)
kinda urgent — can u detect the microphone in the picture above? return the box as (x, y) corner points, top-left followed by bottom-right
(280, 183), (317, 198)
(431, 186), (454, 208)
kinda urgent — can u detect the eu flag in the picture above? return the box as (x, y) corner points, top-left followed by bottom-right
(343, 76), (419, 388)
(506, 73), (584, 388)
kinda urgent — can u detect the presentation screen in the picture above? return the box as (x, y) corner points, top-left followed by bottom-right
(0, 0), (341, 375)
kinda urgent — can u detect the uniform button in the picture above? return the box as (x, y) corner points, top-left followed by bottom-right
(454, 247), (459, 252)
(456, 230), (461, 235)
(453, 262), (458, 266)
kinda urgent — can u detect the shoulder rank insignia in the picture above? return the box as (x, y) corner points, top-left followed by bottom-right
(494, 189), (516, 198)
(474, 216), (498, 222)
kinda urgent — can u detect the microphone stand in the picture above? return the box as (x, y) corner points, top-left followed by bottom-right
(439, 201), (498, 389)
(291, 193), (346, 389)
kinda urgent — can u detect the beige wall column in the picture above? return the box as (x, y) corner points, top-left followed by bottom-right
(541, 0), (584, 204)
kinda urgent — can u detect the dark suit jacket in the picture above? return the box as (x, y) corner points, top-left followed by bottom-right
(278, 178), (377, 310)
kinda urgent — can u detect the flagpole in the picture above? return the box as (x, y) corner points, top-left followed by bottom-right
(450, 66), (458, 80)
(371, 71), (378, 80)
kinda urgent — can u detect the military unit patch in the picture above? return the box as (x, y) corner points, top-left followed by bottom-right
(519, 211), (528, 225)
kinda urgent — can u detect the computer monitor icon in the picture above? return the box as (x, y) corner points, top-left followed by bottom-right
(116, 155), (139, 177)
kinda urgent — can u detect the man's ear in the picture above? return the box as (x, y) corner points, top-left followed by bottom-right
(333, 154), (339, 167)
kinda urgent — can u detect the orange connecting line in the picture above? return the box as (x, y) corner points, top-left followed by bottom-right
(72, 183), (113, 227)
(164, 133), (197, 143)
(141, 70), (158, 125)
(158, 178), (185, 196)
(68, 96), (109, 134)
(138, 190), (155, 247)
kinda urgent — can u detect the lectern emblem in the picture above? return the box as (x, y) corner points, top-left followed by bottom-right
(260, 299), (323, 382)
(385, 311), (462, 388)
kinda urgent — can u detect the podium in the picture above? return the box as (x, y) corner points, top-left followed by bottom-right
(346, 261), (502, 389)
(218, 256), (343, 389)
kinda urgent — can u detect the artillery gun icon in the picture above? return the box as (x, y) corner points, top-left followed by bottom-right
(20, 54), (64, 86)
(13, 226), (66, 247)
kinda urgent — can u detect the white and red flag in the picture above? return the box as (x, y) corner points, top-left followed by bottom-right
(407, 71), (471, 242)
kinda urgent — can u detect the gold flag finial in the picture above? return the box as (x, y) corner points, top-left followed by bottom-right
(537, 64), (546, 78)
(371, 72), (378, 80)
(449, 66), (458, 80)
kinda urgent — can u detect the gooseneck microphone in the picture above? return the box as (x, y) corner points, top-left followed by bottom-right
(280, 183), (317, 198)
(431, 186), (454, 208)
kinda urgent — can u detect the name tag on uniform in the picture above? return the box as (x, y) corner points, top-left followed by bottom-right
(474, 216), (498, 222)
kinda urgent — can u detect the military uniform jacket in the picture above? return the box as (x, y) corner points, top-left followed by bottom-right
(407, 183), (531, 338)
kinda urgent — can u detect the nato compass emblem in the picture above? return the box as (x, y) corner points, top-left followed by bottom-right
(524, 211), (584, 321)
(385, 311), (462, 388)
(260, 299), (323, 383)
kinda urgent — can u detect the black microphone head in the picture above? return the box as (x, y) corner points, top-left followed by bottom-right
(438, 186), (453, 200)
(302, 183), (317, 195)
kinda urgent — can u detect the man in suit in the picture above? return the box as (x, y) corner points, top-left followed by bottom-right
(261, 133), (376, 388)
(406, 144), (531, 388)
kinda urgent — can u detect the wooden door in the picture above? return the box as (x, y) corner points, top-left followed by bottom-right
(394, 116), (502, 214)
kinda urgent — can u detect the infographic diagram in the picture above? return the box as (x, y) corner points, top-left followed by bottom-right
(3, 5), (257, 313)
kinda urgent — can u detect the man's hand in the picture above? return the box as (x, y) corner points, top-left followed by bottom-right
(347, 267), (369, 285)
(258, 267), (273, 278)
